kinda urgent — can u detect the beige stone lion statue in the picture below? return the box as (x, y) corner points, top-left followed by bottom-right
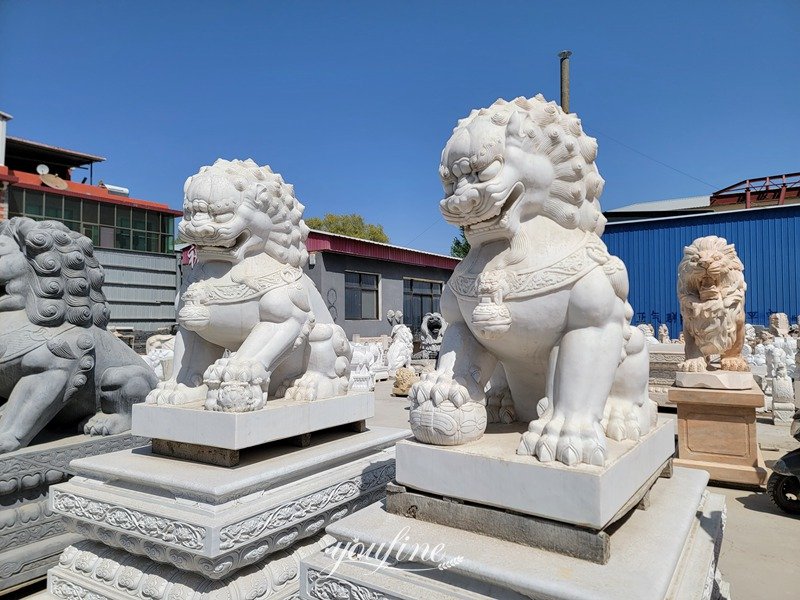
(409, 95), (656, 466)
(677, 235), (748, 372)
(0, 218), (157, 452)
(147, 159), (351, 411)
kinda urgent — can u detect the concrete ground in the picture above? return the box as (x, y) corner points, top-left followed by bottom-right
(368, 379), (800, 600)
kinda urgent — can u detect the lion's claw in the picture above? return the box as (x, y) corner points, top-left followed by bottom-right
(146, 381), (206, 406)
(721, 355), (749, 372)
(678, 357), (707, 373)
(517, 415), (606, 467)
(409, 371), (486, 445)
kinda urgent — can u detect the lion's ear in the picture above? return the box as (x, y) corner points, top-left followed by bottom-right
(506, 111), (529, 149)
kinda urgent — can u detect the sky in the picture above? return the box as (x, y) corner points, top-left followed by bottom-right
(1, 1), (798, 255)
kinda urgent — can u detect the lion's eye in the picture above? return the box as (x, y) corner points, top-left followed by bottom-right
(478, 159), (502, 182)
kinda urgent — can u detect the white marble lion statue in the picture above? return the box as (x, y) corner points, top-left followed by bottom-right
(409, 95), (656, 466)
(147, 159), (351, 412)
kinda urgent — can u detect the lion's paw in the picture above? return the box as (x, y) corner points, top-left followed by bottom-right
(517, 416), (606, 466)
(204, 359), (269, 412)
(678, 357), (707, 372)
(0, 433), (22, 454)
(409, 371), (486, 445)
(486, 386), (516, 424)
(721, 355), (749, 372)
(146, 381), (207, 406)
(602, 398), (641, 442)
(284, 371), (345, 402)
(83, 412), (131, 436)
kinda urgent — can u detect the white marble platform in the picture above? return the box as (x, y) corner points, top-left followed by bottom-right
(48, 427), (409, 580)
(395, 419), (675, 530)
(132, 392), (373, 450)
(300, 468), (727, 600)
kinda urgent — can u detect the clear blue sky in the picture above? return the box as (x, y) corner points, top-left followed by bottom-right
(1, 1), (798, 254)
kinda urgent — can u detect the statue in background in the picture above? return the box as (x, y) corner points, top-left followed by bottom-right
(677, 236), (748, 373)
(420, 312), (447, 359)
(0, 218), (157, 453)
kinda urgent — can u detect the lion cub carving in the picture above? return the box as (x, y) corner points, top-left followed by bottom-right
(409, 95), (656, 466)
(147, 159), (350, 412)
(677, 236), (748, 373)
(0, 218), (157, 453)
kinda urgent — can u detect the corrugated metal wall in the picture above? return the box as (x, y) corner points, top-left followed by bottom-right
(603, 205), (800, 338)
(95, 248), (178, 331)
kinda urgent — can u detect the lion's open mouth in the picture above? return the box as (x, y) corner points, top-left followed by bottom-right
(197, 231), (249, 253)
(467, 182), (524, 233)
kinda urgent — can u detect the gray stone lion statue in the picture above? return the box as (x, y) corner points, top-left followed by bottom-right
(0, 218), (157, 453)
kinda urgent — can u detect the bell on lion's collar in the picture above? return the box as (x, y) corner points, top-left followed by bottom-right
(471, 298), (512, 339)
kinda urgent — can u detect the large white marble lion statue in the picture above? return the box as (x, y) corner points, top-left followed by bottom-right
(0, 218), (157, 452)
(147, 159), (351, 412)
(409, 95), (656, 466)
(677, 235), (748, 373)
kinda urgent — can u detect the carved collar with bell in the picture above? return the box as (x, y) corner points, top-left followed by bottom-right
(449, 232), (620, 301)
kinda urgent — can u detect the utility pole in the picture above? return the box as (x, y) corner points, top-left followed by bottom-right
(558, 50), (572, 113)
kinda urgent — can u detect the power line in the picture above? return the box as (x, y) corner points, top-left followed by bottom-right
(585, 127), (721, 190)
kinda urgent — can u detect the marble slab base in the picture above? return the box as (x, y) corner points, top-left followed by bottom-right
(395, 419), (675, 530)
(132, 392), (373, 450)
(48, 427), (409, 580)
(0, 433), (147, 595)
(299, 468), (728, 600)
(675, 370), (754, 390)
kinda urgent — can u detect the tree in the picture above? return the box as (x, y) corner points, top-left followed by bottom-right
(450, 228), (470, 258)
(305, 213), (389, 243)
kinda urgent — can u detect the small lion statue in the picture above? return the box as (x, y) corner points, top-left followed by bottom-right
(677, 235), (748, 373)
(148, 159), (351, 411)
(409, 95), (656, 466)
(0, 218), (157, 453)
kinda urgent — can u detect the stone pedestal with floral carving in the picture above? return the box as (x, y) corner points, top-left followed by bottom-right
(32, 426), (407, 600)
(0, 433), (147, 595)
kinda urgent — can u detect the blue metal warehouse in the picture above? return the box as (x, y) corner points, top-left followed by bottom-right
(603, 203), (800, 338)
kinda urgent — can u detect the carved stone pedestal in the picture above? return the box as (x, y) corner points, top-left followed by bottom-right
(648, 343), (685, 406)
(299, 468), (728, 600)
(670, 383), (768, 487)
(0, 433), (147, 595)
(32, 425), (408, 600)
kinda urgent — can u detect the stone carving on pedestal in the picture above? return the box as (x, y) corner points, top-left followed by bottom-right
(147, 159), (351, 412)
(0, 218), (158, 452)
(142, 331), (176, 380)
(676, 236), (751, 389)
(770, 312), (790, 337)
(657, 323), (670, 344)
(386, 316), (413, 378)
(637, 323), (658, 345)
(772, 363), (796, 425)
(420, 312), (447, 359)
(408, 95), (656, 466)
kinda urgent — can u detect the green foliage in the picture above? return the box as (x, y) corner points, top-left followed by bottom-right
(450, 228), (470, 258)
(305, 213), (390, 243)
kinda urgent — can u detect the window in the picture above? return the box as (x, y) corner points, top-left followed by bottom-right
(404, 279), (443, 332)
(7, 188), (22, 216)
(345, 271), (379, 320)
(6, 188), (176, 255)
